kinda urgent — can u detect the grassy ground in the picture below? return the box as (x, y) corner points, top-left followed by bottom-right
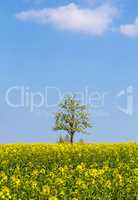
(0, 143), (137, 199)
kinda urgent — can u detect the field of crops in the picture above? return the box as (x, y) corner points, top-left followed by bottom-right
(0, 143), (137, 200)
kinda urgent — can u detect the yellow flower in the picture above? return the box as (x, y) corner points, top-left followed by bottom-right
(40, 168), (45, 174)
(59, 190), (65, 196)
(42, 185), (50, 195)
(32, 169), (39, 176)
(0, 186), (11, 199)
(55, 178), (64, 186)
(31, 181), (38, 189)
(89, 169), (98, 178)
(105, 180), (112, 189)
(1, 160), (9, 166)
(75, 179), (87, 189)
(76, 163), (85, 173)
(59, 167), (65, 174)
(0, 172), (8, 183)
(48, 196), (58, 200)
(118, 174), (123, 185)
(11, 176), (21, 188)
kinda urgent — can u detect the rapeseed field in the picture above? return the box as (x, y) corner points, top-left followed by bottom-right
(0, 143), (137, 199)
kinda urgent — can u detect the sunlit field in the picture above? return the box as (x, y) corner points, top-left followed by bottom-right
(0, 143), (137, 199)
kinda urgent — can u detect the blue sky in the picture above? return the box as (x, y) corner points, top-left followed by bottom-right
(0, 0), (138, 143)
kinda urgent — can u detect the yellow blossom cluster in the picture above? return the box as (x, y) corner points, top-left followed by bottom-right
(0, 143), (137, 199)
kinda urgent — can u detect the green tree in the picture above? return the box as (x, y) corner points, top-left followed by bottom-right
(53, 95), (92, 144)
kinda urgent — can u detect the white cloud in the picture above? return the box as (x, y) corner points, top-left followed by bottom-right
(16, 3), (118, 35)
(120, 18), (138, 37)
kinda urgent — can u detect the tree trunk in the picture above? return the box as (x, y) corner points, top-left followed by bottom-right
(70, 132), (74, 144)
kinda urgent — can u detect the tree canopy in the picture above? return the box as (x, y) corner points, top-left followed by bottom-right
(53, 95), (92, 143)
